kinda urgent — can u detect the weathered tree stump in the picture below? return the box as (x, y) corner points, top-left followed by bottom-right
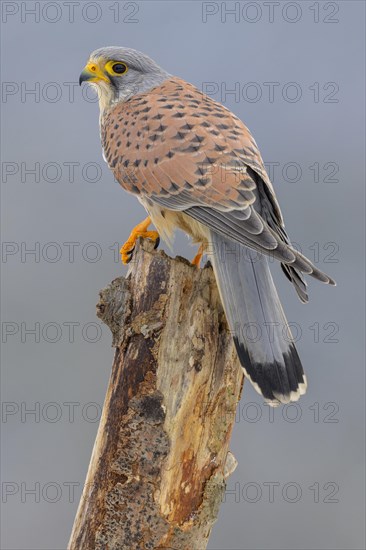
(68, 239), (244, 550)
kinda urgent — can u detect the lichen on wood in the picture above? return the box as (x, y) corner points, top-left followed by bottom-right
(68, 239), (244, 550)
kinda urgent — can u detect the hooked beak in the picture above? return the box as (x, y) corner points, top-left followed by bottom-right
(79, 62), (110, 85)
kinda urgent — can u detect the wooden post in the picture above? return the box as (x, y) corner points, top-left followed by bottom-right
(68, 239), (244, 550)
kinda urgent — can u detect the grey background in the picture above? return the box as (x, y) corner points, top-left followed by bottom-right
(1, 1), (365, 549)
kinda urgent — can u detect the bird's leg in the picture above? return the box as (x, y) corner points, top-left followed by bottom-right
(191, 243), (204, 268)
(120, 216), (160, 264)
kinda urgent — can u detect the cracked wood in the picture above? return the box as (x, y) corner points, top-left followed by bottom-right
(68, 239), (244, 550)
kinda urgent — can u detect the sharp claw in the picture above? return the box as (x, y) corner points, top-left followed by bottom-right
(120, 248), (134, 265)
(122, 256), (131, 265)
(153, 236), (160, 250)
(120, 244), (135, 262)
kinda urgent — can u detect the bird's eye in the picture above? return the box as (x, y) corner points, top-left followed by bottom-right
(111, 63), (128, 75)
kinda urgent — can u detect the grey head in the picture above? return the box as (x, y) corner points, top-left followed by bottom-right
(79, 46), (170, 113)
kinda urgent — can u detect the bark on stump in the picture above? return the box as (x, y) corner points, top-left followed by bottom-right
(68, 239), (244, 550)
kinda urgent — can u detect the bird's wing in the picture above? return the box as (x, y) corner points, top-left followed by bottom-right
(102, 77), (334, 288)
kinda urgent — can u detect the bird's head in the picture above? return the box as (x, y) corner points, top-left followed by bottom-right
(79, 47), (169, 114)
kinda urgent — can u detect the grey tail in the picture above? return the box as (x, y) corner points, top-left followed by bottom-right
(209, 230), (307, 406)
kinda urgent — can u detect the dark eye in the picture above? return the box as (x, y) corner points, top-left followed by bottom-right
(112, 63), (127, 75)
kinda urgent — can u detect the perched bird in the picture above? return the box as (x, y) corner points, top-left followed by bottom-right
(79, 47), (335, 406)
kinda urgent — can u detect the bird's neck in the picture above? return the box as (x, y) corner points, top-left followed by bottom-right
(98, 71), (170, 120)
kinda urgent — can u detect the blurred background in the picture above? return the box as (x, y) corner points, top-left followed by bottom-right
(1, 1), (365, 549)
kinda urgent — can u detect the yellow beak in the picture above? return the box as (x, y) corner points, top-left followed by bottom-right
(79, 62), (110, 85)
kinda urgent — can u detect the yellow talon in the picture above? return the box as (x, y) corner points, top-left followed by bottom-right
(191, 244), (205, 268)
(120, 216), (160, 264)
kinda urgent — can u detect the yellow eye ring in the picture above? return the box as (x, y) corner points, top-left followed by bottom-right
(105, 60), (128, 76)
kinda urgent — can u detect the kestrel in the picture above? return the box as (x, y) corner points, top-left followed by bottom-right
(79, 47), (335, 406)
